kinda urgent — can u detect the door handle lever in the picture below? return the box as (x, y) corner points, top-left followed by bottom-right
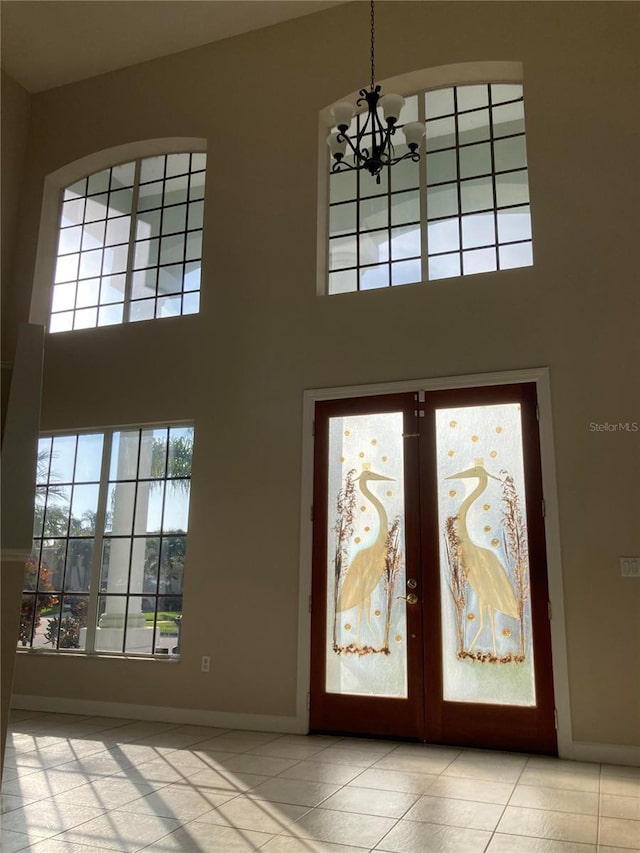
(397, 593), (419, 605)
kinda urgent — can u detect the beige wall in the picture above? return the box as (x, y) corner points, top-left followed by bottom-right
(1, 71), (31, 432)
(1, 71), (34, 773)
(4, 2), (639, 748)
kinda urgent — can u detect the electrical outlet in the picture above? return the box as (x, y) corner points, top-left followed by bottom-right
(201, 655), (211, 672)
(620, 557), (640, 577)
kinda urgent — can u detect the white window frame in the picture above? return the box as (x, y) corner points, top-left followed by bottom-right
(30, 138), (207, 330)
(21, 422), (193, 659)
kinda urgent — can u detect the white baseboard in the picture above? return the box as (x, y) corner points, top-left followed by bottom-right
(11, 694), (304, 735)
(10, 695), (639, 765)
(569, 739), (640, 767)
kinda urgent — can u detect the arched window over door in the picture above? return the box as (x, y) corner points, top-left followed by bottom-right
(319, 62), (532, 294)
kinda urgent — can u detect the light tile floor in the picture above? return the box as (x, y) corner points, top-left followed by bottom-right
(1, 711), (638, 852)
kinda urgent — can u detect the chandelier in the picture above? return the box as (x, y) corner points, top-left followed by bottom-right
(327, 0), (425, 184)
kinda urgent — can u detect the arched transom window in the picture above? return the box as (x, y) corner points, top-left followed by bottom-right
(326, 82), (531, 294)
(50, 152), (206, 331)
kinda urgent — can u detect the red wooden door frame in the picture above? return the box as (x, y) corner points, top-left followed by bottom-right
(309, 383), (557, 755)
(419, 383), (557, 754)
(309, 393), (425, 739)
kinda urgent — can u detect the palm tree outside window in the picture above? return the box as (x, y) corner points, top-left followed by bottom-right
(20, 425), (194, 657)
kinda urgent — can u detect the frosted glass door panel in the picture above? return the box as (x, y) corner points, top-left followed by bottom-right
(435, 403), (536, 706)
(326, 412), (408, 697)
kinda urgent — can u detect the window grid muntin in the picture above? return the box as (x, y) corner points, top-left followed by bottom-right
(121, 160), (142, 318)
(130, 154), (204, 322)
(82, 432), (112, 653)
(327, 83), (531, 293)
(328, 95), (422, 293)
(425, 84), (530, 278)
(55, 163), (136, 329)
(99, 426), (190, 655)
(21, 425), (192, 657)
(29, 433), (106, 651)
(50, 153), (205, 332)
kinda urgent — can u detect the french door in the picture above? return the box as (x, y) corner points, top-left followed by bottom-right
(310, 383), (557, 754)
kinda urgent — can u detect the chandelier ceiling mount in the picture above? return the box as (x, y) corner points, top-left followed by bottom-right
(327, 0), (425, 184)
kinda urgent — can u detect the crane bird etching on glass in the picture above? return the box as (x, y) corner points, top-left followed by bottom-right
(437, 402), (536, 707)
(445, 459), (528, 663)
(325, 410), (409, 699)
(332, 465), (403, 656)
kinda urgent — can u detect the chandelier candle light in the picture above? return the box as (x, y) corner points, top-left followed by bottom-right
(327, 0), (425, 184)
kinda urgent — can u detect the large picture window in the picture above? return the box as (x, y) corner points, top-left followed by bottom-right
(50, 152), (206, 331)
(327, 83), (531, 294)
(20, 425), (194, 657)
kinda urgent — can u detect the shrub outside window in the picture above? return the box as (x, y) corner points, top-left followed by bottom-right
(21, 425), (194, 657)
(50, 153), (206, 332)
(327, 83), (531, 294)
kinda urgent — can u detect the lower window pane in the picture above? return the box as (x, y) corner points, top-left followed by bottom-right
(95, 595), (124, 652)
(157, 295), (182, 318)
(463, 247), (497, 275)
(96, 594), (152, 654)
(34, 597), (61, 648)
(50, 311), (74, 333)
(125, 613), (154, 655)
(183, 292), (199, 315)
(391, 259), (422, 286)
(153, 596), (183, 655)
(328, 269), (357, 295)
(129, 299), (156, 322)
(49, 595), (89, 650)
(360, 264), (389, 290)
(18, 594), (36, 648)
(499, 241), (533, 270)
(74, 307), (98, 330)
(429, 252), (461, 280)
(98, 303), (124, 327)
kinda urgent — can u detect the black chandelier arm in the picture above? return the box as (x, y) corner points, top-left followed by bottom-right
(336, 129), (370, 165)
(331, 144), (419, 175)
(386, 147), (421, 167)
(331, 159), (359, 174)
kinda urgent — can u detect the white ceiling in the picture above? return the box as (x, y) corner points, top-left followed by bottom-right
(1, 0), (349, 93)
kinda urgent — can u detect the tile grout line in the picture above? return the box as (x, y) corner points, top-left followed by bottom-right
(6, 714), (639, 853)
(483, 749), (532, 851)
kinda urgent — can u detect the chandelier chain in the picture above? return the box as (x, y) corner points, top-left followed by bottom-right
(328, 0), (423, 182)
(370, 0), (375, 90)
